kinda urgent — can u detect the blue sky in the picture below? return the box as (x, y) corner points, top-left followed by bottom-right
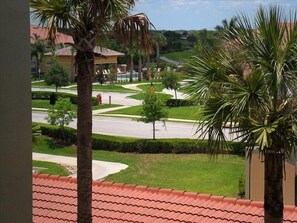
(131, 0), (297, 30)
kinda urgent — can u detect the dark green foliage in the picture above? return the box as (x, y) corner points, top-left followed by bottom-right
(32, 123), (41, 142)
(32, 91), (98, 106)
(44, 59), (69, 92)
(160, 71), (182, 100)
(165, 99), (195, 107)
(36, 122), (244, 154)
(238, 174), (245, 198)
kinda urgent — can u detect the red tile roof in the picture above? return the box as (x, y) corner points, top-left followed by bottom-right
(33, 173), (297, 223)
(30, 24), (74, 44)
(44, 46), (124, 57)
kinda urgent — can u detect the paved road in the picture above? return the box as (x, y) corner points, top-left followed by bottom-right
(32, 111), (239, 140)
(32, 111), (198, 139)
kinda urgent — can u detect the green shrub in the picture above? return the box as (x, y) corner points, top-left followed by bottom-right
(32, 91), (98, 106)
(36, 122), (245, 155)
(165, 99), (195, 107)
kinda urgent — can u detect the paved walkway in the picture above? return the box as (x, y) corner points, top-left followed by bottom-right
(33, 152), (128, 180)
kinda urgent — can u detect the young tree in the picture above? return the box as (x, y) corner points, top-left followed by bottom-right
(186, 6), (297, 223)
(44, 59), (69, 92)
(139, 86), (168, 139)
(160, 71), (181, 100)
(30, 1), (152, 222)
(45, 97), (76, 139)
(46, 97), (76, 127)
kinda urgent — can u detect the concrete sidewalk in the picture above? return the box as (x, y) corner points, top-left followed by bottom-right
(33, 152), (128, 180)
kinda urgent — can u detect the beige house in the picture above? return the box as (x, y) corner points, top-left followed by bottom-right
(246, 150), (296, 206)
(42, 46), (125, 81)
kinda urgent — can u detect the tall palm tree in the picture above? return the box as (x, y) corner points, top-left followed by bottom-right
(30, 1), (152, 222)
(114, 13), (153, 82)
(186, 6), (297, 223)
(151, 32), (167, 64)
(31, 34), (47, 79)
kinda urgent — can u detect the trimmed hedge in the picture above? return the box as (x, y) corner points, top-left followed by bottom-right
(37, 123), (244, 155)
(32, 91), (98, 106)
(166, 99), (196, 107)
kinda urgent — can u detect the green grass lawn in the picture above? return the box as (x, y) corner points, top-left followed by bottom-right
(136, 83), (165, 92)
(32, 99), (121, 110)
(31, 81), (56, 88)
(128, 92), (172, 101)
(33, 135), (245, 197)
(33, 160), (69, 176)
(68, 84), (136, 92)
(102, 105), (201, 120)
(161, 50), (194, 63)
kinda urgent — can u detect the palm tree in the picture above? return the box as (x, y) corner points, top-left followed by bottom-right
(30, 1), (152, 222)
(31, 34), (47, 79)
(114, 13), (153, 82)
(186, 6), (297, 223)
(151, 32), (167, 64)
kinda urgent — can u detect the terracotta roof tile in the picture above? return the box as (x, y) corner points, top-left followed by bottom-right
(33, 173), (297, 223)
(44, 46), (124, 57)
(30, 24), (74, 44)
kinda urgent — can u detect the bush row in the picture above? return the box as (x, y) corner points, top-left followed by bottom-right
(32, 91), (98, 106)
(37, 123), (244, 155)
(165, 99), (196, 107)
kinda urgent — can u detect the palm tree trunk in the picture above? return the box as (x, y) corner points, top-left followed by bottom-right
(130, 54), (133, 82)
(264, 151), (283, 223)
(147, 55), (150, 80)
(156, 43), (160, 65)
(76, 51), (93, 223)
(138, 55), (142, 81)
(153, 121), (155, 140)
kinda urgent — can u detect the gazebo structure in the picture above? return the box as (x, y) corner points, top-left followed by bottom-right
(42, 46), (125, 81)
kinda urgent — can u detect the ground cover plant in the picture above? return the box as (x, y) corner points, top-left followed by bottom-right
(33, 135), (245, 197)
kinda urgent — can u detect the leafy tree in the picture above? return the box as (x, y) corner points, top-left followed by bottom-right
(44, 59), (69, 92)
(139, 87), (168, 140)
(186, 6), (297, 223)
(46, 97), (76, 127)
(30, 1), (152, 221)
(46, 97), (76, 140)
(160, 71), (181, 100)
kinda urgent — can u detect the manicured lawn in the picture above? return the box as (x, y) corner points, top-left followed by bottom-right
(32, 99), (121, 110)
(31, 81), (55, 88)
(33, 135), (245, 197)
(161, 50), (194, 63)
(69, 84), (136, 92)
(128, 92), (172, 101)
(33, 160), (69, 176)
(102, 105), (201, 120)
(32, 99), (53, 109)
(136, 83), (165, 92)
